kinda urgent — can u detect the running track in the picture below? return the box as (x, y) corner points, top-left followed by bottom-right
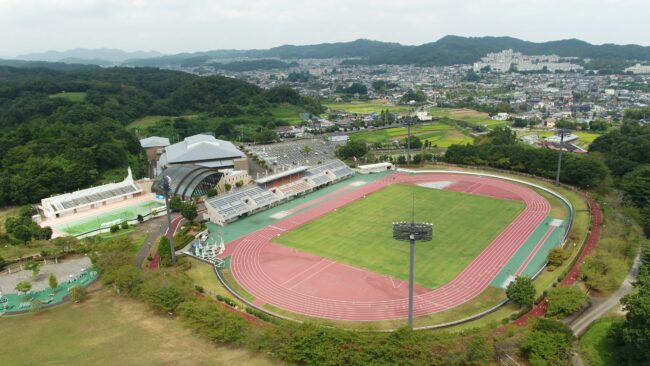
(225, 173), (550, 321)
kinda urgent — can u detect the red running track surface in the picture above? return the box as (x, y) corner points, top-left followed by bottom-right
(225, 173), (550, 321)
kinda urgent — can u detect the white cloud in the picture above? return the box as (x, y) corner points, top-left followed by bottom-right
(0, 0), (648, 55)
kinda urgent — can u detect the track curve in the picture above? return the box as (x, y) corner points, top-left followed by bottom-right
(227, 173), (550, 321)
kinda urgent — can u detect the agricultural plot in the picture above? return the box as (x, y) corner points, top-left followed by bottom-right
(325, 100), (412, 114)
(349, 122), (473, 147)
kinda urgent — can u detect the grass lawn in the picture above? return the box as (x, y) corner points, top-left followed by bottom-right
(270, 103), (309, 125)
(324, 100), (412, 114)
(126, 114), (199, 130)
(0, 289), (276, 366)
(48, 92), (87, 102)
(580, 317), (624, 366)
(273, 184), (524, 289)
(350, 122), (473, 147)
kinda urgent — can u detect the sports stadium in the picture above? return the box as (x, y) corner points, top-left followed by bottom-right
(188, 162), (572, 327)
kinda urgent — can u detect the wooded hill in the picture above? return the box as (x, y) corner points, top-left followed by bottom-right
(0, 66), (322, 206)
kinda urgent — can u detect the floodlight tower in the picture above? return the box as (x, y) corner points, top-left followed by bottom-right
(392, 218), (433, 328)
(554, 128), (571, 186)
(162, 176), (177, 265)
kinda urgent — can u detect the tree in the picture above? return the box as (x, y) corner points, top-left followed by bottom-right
(49, 273), (58, 292)
(336, 140), (368, 160)
(546, 286), (588, 317)
(110, 224), (120, 233)
(69, 285), (88, 303)
(235, 180), (244, 188)
(25, 261), (40, 278)
(546, 248), (565, 269)
(121, 221), (129, 230)
(400, 135), (422, 149)
(303, 145), (312, 154)
(207, 188), (218, 198)
(506, 276), (536, 307)
(15, 281), (32, 298)
(521, 319), (574, 366)
(180, 202), (198, 223)
(137, 214), (144, 223)
(611, 270), (650, 364)
(580, 252), (627, 292)
(169, 196), (183, 212)
(0, 256), (6, 271)
(224, 183), (232, 192)
(13, 224), (32, 243)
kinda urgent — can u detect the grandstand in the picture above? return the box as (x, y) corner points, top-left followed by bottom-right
(246, 138), (346, 168)
(205, 160), (354, 224)
(39, 167), (142, 219)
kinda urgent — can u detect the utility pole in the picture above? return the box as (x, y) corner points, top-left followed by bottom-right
(555, 128), (570, 186)
(162, 176), (176, 265)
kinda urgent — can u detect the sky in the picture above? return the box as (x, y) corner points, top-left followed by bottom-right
(1, 0), (649, 56)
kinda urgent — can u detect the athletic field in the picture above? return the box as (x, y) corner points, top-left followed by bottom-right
(56, 200), (165, 236)
(273, 184), (524, 289)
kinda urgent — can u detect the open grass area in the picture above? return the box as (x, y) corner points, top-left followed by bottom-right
(184, 257), (233, 299)
(274, 184), (524, 289)
(126, 114), (199, 130)
(428, 108), (506, 128)
(0, 289), (276, 366)
(56, 200), (165, 236)
(270, 103), (309, 125)
(324, 100), (412, 114)
(48, 92), (87, 102)
(579, 317), (623, 366)
(349, 122), (473, 147)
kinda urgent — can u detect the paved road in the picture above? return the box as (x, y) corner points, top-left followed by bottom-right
(569, 251), (642, 336)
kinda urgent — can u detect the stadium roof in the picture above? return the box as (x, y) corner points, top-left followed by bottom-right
(153, 164), (221, 199)
(256, 166), (309, 184)
(140, 136), (170, 148)
(162, 134), (245, 165)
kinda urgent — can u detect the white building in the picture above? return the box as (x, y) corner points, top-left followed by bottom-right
(473, 49), (582, 73)
(39, 168), (142, 219)
(625, 64), (650, 74)
(357, 162), (394, 174)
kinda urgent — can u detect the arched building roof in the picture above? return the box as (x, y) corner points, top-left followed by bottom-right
(153, 165), (221, 199)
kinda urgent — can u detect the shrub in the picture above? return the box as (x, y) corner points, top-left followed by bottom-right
(121, 221), (129, 230)
(546, 248), (565, 270)
(136, 214), (144, 223)
(245, 306), (272, 322)
(140, 282), (186, 314)
(194, 285), (204, 293)
(177, 299), (247, 345)
(69, 285), (88, 303)
(546, 286), (589, 317)
(216, 294), (238, 308)
(110, 225), (119, 233)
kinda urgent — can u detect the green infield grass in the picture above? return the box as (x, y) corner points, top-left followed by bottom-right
(273, 184), (524, 289)
(56, 200), (165, 236)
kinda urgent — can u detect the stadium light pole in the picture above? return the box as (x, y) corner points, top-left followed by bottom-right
(554, 128), (570, 186)
(393, 220), (433, 328)
(162, 176), (176, 266)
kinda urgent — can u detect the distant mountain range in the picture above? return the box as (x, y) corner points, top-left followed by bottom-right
(11, 36), (650, 69)
(16, 48), (163, 64)
(124, 36), (650, 68)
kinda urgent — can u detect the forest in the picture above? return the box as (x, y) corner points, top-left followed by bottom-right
(0, 65), (322, 206)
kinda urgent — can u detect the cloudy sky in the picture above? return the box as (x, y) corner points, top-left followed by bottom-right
(1, 0), (648, 56)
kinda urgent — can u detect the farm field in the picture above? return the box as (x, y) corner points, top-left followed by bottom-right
(273, 183), (524, 289)
(325, 100), (412, 114)
(349, 122), (473, 147)
(429, 107), (506, 127)
(0, 289), (276, 366)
